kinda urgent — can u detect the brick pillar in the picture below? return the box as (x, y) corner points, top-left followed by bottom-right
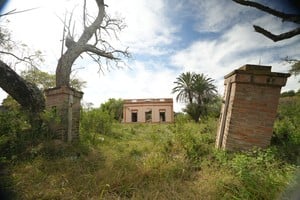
(45, 86), (83, 142)
(216, 65), (290, 151)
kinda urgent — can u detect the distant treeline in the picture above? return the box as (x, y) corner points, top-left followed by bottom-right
(280, 89), (300, 97)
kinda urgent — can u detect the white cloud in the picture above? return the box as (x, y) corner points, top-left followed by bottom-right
(76, 60), (184, 111)
(178, 0), (254, 33)
(1, 0), (299, 113)
(1, 0), (180, 109)
(171, 14), (300, 95)
(106, 0), (179, 55)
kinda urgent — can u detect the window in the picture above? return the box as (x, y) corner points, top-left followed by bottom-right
(145, 110), (152, 122)
(131, 111), (138, 122)
(159, 111), (166, 122)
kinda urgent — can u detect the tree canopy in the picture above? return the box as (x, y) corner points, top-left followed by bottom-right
(172, 72), (218, 122)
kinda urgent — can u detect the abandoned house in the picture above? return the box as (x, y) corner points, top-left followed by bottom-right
(122, 98), (174, 123)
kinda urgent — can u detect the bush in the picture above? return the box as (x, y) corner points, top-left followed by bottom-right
(173, 118), (216, 168)
(272, 96), (300, 164)
(0, 107), (31, 161)
(80, 108), (113, 144)
(216, 148), (296, 200)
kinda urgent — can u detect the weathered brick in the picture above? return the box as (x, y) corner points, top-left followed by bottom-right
(216, 65), (290, 151)
(45, 86), (83, 142)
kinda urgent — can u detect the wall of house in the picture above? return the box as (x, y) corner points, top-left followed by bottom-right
(123, 98), (174, 123)
(216, 65), (290, 151)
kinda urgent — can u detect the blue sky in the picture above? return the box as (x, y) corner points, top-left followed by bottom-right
(0, 0), (300, 111)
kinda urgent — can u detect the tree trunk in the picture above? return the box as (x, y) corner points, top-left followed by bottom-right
(56, 0), (105, 87)
(56, 47), (85, 87)
(0, 59), (45, 114)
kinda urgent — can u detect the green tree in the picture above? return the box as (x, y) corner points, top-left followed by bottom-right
(100, 98), (123, 122)
(172, 72), (195, 104)
(289, 60), (300, 83)
(20, 68), (86, 91)
(172, 72), (218, 122)
(192, 73), (217, 114)
(281, 90), (296, 98)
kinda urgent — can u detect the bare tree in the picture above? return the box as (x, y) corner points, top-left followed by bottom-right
(233, 0), (300, 42)
(1, 0), (128, 103)
(0, 0), (129, 130)
(56, 0), (129, 87)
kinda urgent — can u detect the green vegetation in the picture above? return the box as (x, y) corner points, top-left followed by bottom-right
(99, 98), (124, 122)
(20, 68), (86, 91)
(172, 72), (219, 122)
(0, 97), (299, 199)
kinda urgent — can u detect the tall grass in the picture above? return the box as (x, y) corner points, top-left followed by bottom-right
(5, 117), (296, 199)
(2, 97), (299, 200)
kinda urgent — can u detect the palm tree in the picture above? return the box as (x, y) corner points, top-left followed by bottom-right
(192, 74), (217, 118)
(172, 72), (218, 122)
(172, 72), (195, 104)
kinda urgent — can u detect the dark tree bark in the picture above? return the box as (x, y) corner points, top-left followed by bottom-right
(233, 0), (300, 42)
(0, 59), (45, 113)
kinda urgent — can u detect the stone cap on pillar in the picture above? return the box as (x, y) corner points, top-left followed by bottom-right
(45, 86), (84, 99)
(224, 64), (291, 87)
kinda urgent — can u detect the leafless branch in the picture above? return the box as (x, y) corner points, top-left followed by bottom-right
(83, 0), (87, 29)
(84, 44), (119, 60)
(0, 51), (39, 68)
(233, 0), (300, 24)
(86, 51), (105, 74)
(60, 12), (67, 56)
(253, 25), (300, 42)
(232, 0), (300, 42)
(283, 56), (299, 63)
(0, 8), (39, 18)
(100, 14), (126, 39)
(56, 0), (130, 87)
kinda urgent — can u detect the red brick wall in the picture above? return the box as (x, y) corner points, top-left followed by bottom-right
(216, 65), (290, 151)
(45, 86), (83, 142)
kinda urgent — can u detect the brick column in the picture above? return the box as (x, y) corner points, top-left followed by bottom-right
(45, 86), (83, 142)
(216, 65), (290, 151)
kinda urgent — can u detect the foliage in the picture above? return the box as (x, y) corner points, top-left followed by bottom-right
(289, 61), (300, 77)
(280, 90), (296, 97)
(183, 103), (202, 122)
(174, 112), (192, 123)
(20, 68), (86, 91)
(0, 115), (298, 199)
(80, 108), (113, 145)
(172, 72), (218, 122)
(172, 72), (194, 103)
(1, 95), (299, 199)
(0, 101), (30, 162)
(0, 98), (61, 163)
(215, 148), (297, 200)
(272, 96), (300, 164)
(100, 98), (123, 122)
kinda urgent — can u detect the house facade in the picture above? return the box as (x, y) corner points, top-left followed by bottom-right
(123, 98), (174, 123)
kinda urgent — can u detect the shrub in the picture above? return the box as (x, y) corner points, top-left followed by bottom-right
(80, 108), (113, 144)
(272, 96), (300, 164)
(217, 148), (296, 200)
(0, 106), (31, 161)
